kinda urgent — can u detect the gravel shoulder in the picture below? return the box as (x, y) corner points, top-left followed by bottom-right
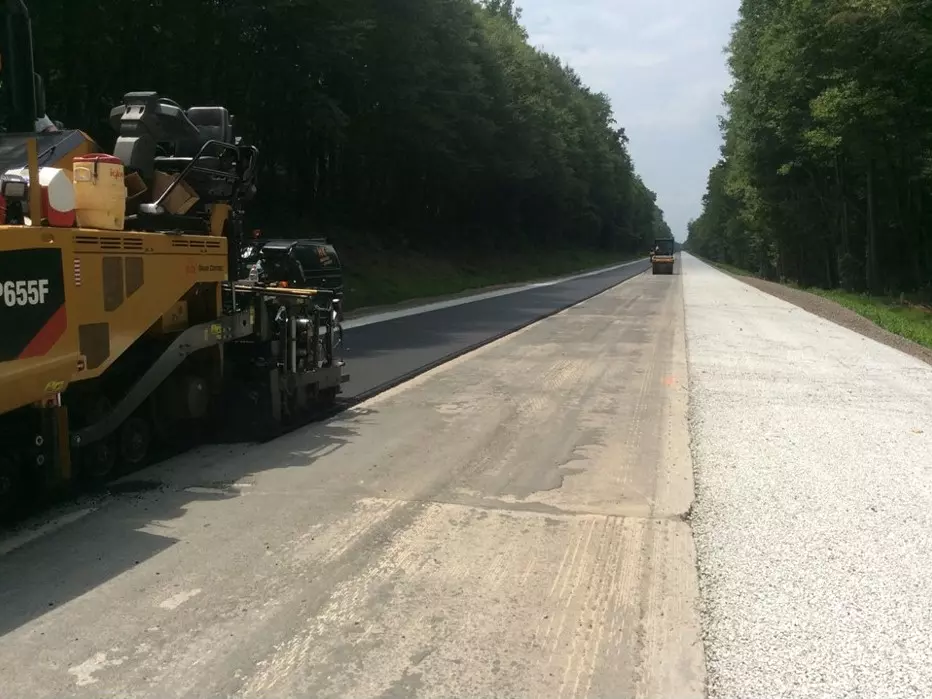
(682, 253), (932, 698)
(717, 268), (932, 367)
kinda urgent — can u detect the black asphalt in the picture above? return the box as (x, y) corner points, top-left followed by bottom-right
(340, 258), (650, 402)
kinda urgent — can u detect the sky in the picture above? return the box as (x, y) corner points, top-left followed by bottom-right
(518, 0), (741, 241)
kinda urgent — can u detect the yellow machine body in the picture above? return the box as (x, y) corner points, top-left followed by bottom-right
(651, 255), (675, 275)
(650, 238), (676, 276)
(0, 224), (228, 414)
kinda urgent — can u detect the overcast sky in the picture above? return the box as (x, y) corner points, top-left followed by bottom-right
(519, 0), (740, 241)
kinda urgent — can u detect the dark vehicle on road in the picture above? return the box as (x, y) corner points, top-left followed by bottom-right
(651, 237), (675, 275)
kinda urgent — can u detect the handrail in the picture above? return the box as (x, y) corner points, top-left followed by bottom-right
(139, 139), (256, 215)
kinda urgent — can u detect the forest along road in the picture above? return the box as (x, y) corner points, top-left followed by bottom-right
(0, 263), (704, 698)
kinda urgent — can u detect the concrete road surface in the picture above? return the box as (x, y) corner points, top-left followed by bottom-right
(0, 264), (703, 698)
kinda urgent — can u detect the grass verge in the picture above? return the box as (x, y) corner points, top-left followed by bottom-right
(807, 289), (932, 350)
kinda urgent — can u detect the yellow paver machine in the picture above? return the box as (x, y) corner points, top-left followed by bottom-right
(0, 0), (348, 517)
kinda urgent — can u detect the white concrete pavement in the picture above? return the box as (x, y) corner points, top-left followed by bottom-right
(682, 252), (932, 699)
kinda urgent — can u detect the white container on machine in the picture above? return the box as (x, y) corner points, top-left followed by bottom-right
(4, 166), (76, 227)
(72, 153), (126, 230)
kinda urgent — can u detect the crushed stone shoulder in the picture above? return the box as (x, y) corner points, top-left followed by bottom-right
(721, 270), (932, 367)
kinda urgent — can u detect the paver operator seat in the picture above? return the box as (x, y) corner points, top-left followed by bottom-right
(109, 91), (200, 183)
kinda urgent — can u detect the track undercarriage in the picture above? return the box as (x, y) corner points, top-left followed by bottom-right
(0, 283), (347, 521)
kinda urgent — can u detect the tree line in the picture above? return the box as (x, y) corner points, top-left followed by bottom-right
(28, 0), (671, 254)
(686, 0), (932, 296)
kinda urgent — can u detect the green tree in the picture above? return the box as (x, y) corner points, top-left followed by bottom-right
(26, 0), (670, 258)
(688, 0), (932, 296)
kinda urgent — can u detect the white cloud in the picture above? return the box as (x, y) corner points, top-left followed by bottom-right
(519, 0), (740, 240)
(640, 15), (687, 40)
(568, 47), (674, 71)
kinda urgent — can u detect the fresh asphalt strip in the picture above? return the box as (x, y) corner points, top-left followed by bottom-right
(338, 258), (650, 404)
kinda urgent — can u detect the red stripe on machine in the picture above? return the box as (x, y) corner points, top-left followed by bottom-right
(18, 305), (68, 359)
